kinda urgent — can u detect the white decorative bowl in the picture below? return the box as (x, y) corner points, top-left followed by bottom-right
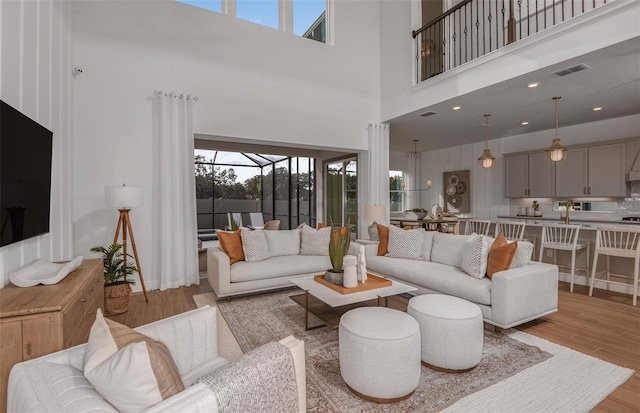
(404, 212), (427, 220)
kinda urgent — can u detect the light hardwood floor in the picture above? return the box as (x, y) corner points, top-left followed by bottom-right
(117, 281), (640, 412)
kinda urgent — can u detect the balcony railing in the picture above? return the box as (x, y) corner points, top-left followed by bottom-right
(413, 0), (611, 83)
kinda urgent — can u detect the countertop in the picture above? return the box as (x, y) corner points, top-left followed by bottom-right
(494, 215), (640, 228)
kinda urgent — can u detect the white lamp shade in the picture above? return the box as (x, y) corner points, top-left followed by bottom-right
(105, 185), (143, 209)
(364, 205), (385, 222)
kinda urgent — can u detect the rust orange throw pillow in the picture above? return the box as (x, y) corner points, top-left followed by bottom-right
(317, 223), (328, 229)
(217, 230), (245, 265)
(487, 233), (517, 278)
(376, 224), (412, 256)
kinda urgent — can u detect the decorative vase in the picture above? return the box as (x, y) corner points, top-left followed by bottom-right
(104, 283), (132, 316)
(368, 221), (379, 241)
(324, 269), (344, 285)
(343, 255), (358, 288)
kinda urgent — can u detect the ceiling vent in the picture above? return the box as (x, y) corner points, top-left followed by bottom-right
(418, 111), (437, 117)
(552, 63), (590, 77)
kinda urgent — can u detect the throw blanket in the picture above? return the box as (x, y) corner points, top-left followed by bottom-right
(195, 342), (299, 412)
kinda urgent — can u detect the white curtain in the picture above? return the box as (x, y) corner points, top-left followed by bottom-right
(367, 123), (390, 223)
(152, 91), (199, 290)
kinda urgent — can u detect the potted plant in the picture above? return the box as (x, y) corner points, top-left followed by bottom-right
(325, 219), (351, 285)
(90, 243), (137, 316)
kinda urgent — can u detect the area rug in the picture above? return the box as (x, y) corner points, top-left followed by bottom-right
(196, 290), (633, 412)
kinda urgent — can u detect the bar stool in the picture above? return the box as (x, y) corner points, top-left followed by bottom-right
(589, 227), (640, 306)
(463, 219), (491, 236)
(494, 221), (526, 241)
(539, 224), (589, 293)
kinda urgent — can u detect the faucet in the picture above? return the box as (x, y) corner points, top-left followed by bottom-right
(564, 200), (574, 224)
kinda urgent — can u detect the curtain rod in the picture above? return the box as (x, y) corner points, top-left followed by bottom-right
(153, 90), (199, 101)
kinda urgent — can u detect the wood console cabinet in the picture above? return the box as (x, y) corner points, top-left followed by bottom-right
(0, 259), (103, 412)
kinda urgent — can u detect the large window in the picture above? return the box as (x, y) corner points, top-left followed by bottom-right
(390, 170), (404, 213)
(175, 0), (328, 43)
(195, 149), (316, 233)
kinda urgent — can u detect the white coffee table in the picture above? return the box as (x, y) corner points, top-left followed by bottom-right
(289, 275), (417, 330)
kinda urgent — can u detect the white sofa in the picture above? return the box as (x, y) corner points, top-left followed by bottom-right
(208, 227), (332, 298)
(8, 306), (306, 413)
(355, 230), (559, 329)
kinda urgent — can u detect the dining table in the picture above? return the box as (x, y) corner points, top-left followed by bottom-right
(391, 216), (460, 232)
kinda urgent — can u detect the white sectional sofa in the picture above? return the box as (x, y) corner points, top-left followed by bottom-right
(208, 226), (333, 298)
(8, 306), (306, 412)
(354, 229), (559, 329)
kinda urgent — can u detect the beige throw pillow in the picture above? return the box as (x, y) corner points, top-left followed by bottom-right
(240, 228), (270, 262)
(386, 225), (425, 260)
(300, 225), (331, 255)
(83, 309), (184, 413)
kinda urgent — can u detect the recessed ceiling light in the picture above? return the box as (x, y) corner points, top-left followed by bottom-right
(592, 107), (603, 111)
(521, 121), (529, 125)
(452, 106), (461, 110)
(527, 82), (540, 88)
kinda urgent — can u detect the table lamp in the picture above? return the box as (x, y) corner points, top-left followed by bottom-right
(365, 205), (385, 241)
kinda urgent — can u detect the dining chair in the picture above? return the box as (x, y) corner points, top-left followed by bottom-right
(539, 223), (589, 293)
(589, 226), (640, 306)
(494, 221), (526, 241)
(463, 219), (491, 236)
(263, 220), (281, 230)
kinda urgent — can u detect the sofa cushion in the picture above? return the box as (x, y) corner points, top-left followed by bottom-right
(387, 225), (424, 260)
(483, 236), (534, 269)
(300, 225), (330, 255)
(431, 232), (472, 268)
(84, 309), (184, 413)
(230, 255), (331, 283)
(422, 231), (435, 261)
(19, 362), (118, 412)
(367, 257), (492, 305)
(487, 234), (517, 278)
(264, 229), (300, 257)
(510, 240), (534, 268)
(241, 229), (270, 262)
(461, 234), (491, 279)
(217, 230), (245, 265)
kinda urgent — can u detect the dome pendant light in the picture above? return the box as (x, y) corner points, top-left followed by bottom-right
(545, 96), (567, 162)
(478, 114), (495, 168)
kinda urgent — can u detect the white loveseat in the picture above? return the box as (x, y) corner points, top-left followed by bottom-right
(209, 226), (333, 298)
(355, 229), (559, 329)
(8, 306), (306, 413)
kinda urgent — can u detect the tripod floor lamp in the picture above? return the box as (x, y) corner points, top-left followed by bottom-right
(106, 184), (148, 303)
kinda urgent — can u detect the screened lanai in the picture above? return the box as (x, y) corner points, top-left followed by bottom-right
(195, 149), (316, 236)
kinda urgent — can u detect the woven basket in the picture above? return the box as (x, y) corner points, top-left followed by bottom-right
(104, 283), (132, 316)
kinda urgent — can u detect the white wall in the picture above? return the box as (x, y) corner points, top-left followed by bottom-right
(71, 0), (382, 290)
(0, 1), (74, 287)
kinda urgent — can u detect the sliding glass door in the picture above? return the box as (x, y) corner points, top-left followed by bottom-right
(325, 157), (357, 235)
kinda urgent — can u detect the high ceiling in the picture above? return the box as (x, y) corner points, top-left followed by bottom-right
(387, 37), (640, 153)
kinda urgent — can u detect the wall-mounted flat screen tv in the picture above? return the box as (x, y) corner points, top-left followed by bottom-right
(0, 100), (53, 247)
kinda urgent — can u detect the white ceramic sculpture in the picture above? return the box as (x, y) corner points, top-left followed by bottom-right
(358, 244), (367, 283)
(343, 255), (358, 288)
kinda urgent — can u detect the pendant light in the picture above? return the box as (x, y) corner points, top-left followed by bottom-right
(478, 114), (495, 168)
(545, 96), (567, 162)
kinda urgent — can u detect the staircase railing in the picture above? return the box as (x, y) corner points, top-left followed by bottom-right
(413, 0), (612, 83)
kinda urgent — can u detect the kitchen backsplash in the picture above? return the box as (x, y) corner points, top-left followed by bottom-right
(510, 182), (640, 220)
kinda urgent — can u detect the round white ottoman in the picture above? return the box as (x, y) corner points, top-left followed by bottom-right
(339, 307), (421, 403)
(408, 294), (483, 372)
